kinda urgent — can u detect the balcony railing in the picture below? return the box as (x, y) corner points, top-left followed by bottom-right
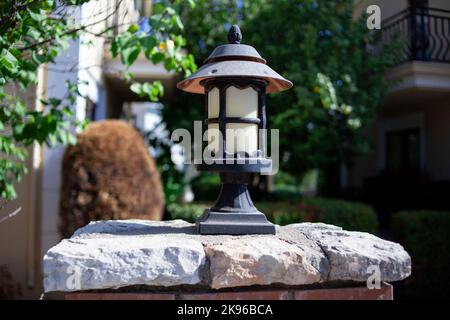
(382, 6), (450, 63)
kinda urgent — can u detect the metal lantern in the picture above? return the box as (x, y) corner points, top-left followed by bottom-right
(177, 25), (292, 235)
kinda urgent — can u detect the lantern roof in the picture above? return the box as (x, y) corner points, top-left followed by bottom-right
(177, 25), (293, 94)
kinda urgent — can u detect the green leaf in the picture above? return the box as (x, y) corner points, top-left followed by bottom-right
(172, 15), (184, 30)
(152, 3), (167, 15)
(151, 52), (165, 64)
(121, 45), (141, 66)
(187, 0), (196, 9)
(139, 36), (157, 51)
(111, 40), (118, 57)
(0, 49), (19, 72)
(130, 83), (143, 95)
(127, 24), (139, 33)
(27, 8), (45, 22)
(66, 132), (77, 145)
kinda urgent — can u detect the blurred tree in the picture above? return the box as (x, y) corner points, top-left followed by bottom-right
(245, 0), (400, 194)
(0, 0), (196, 200)
(160, 0), (264, 202)
(160, 0), (400, 197)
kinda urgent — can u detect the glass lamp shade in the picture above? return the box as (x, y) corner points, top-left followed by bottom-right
(206, 86), (259, 156)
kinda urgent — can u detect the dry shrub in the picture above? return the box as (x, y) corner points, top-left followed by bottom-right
(0, 265), (21, 300)
(59, 120), (164, 238)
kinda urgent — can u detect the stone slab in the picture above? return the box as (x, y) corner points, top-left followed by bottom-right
(43, 219), (411, 292)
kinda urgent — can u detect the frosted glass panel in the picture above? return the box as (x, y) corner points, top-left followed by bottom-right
(206, 124), (220, 154)
(208, 87), (220, 118)
(226, 123), (258, 154)
(226, 86), (257, 118)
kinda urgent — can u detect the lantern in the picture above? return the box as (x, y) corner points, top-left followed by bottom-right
(177, 25), (292, 235)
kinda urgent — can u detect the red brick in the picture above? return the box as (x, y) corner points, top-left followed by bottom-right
(179, 290), (290, 300)
(293, 283), (393, 300)
(63, 283), (393, 300)
(65, 292), (176, 300)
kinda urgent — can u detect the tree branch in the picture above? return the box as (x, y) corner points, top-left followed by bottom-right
(0, 207), (22, 224)
(18, 0), (125, 52)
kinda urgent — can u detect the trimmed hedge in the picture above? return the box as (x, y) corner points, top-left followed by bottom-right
(391, 210), (450, 298)
(190, 174), (220, 201)
(166, 203), (205, 223)
(255, 201), (303, 226)
(166, 197), (378, 234)
(301, 197), (378, 234)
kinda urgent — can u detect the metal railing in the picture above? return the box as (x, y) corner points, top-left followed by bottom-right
(382, 6), (450, 63)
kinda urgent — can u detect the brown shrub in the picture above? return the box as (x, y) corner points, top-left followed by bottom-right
(0, 265), (22, 299)
(59, 120), (164, 238)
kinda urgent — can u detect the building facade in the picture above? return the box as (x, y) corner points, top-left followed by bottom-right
(0, 0), (175, 299)
(350, 0), (450, 220)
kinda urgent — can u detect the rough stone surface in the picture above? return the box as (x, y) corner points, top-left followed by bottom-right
(285, 223), (412, 282)
(204, 237), (321, 289)
(43, 220), (411, 292)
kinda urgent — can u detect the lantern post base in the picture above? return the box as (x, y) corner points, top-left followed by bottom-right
(196, 172), (275, 235)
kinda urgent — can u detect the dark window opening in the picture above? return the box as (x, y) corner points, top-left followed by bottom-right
(86, 97), (97, 121)
(386, 128), (420, 174)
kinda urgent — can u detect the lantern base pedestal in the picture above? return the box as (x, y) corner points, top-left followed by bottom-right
(195, 172), (275, 235)
(196, 210), (275, 235)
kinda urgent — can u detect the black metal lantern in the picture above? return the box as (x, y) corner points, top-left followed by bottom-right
(177, 25), (292, 235)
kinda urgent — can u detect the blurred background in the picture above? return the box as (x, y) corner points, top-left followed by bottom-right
(1, 0), (449, 300)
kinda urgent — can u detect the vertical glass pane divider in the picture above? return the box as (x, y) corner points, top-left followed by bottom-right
(219, 85), (227, 159)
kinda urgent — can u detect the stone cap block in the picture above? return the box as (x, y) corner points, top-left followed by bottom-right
(43, 220), (411, 292)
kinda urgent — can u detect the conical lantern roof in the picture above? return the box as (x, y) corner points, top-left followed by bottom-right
(177, 25), (293, 94)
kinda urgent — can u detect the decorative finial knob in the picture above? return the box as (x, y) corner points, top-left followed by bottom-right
(228, 24), (242, 44)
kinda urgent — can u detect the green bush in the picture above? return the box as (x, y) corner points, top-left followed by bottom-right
(391, 210), (450, 298)
(166, 197), (378, 233)
(301, 197), (379, 234)
(166, 203), (205, 223)
(190, 173), (221, 201)
(255, 201), (303, 226)
(265, 185), (302, 202)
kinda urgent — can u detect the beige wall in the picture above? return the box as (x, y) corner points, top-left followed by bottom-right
(354, 0), (450, 20)
(1, 0), (142, 299)
(349, 0), (450, 188)
(353, 0), (408, 20)
(429, 0), (450, 10)
(424, 102), (450, 179)
(0, 84), (42, 299)
(380, 100), (450, 181)
(350, 97), (450, 187)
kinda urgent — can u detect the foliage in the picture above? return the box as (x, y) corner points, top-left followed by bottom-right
(245, 0), (401, 190)
(0, 0), (91, 199)
(59, 120), (164, 238)
(166, 197), (378, 233)
(160, 0), (262, 195)
(301, 197), (378, 233)
(0, 0), (196, 199)
(166, 202), (204, 222)
(111, 1), (197, 101)
(190, 173), (221, 201)
(256, 201), (303, 226)
(158, 0), (402, 194)
(391, 210), (450, 298)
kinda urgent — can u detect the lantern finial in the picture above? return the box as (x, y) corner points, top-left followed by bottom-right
(228, 24), (242, 44)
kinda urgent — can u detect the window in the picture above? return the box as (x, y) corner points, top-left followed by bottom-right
(386, 128), (420, 173)
(134, 0), (151, 17)
(86, 97), (97, 121)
